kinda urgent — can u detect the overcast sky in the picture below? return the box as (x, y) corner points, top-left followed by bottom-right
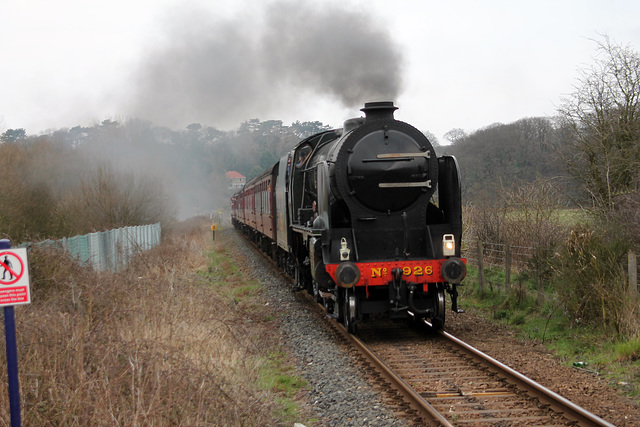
(2, 0), (640, 142)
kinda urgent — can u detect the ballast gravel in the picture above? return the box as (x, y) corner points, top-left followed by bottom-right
(233, 231), (408, 427)
(227, 229), (640, 427)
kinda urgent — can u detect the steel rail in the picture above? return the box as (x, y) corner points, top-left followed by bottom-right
(334, 322), (453, 426)
(431, 323), (616, 427)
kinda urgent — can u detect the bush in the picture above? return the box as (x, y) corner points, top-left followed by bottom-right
(0, 142), (64, 241)
(611, 177), (640, 250)
(60, 164), (174, 234)
(551, 225), (637, 335)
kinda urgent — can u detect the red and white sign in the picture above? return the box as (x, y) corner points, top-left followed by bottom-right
(0, 248), (31, 306)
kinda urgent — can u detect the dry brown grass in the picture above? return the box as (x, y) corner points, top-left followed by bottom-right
(0, 218), (286, 425)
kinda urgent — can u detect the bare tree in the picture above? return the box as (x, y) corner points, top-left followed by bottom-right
(443, 128), (467, 144)
(504, 178), (565, 305)
(63, 164), (173, 233)
(558, 35), (640, 214)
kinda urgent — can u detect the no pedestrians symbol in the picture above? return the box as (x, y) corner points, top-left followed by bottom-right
(0, 251), (24, 285)
(0, 248), (31, 306)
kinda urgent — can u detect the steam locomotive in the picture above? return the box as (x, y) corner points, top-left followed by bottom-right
(231, 102), (466, 332)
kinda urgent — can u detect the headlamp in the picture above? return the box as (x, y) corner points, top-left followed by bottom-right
(443, 234), (455, 256)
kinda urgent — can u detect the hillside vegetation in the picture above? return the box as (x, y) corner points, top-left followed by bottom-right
(442, 117), (575, 204)
(0, 119), (331, 235)
(1, 108), (575, 238)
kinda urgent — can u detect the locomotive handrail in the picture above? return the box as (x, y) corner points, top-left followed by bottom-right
(376, 151), (431, 159)
(379, 180), (432, 188)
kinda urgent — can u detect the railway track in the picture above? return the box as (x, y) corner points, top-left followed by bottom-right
(239, 234), (619, 425)
(326, 318), (616, 426)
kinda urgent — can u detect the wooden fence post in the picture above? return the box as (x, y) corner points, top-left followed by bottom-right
(505, 243), (511, 291)
(629, 250), (638, 305)
(536, 270), (544, 306)
(477, 240), (484, 292)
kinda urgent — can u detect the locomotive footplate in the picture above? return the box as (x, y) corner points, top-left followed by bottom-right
(291, 224), (322, 238)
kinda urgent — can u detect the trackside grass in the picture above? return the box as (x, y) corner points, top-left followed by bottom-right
(0, 218), (311, 425)
(461, 267), (640, 401)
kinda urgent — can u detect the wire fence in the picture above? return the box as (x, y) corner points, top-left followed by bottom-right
(22, 223), (162, 272)
(462, 238), (554, 304)
(462, 238), (639, 303)
(463, 239), (536, 273)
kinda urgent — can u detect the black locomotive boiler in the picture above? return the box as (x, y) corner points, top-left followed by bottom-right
(231, 102), (466, 332)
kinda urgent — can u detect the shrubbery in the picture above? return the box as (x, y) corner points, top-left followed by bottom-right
(551, 226), (638, 336)
(0, 138), (174, 242)
(465, 176), (639, 337)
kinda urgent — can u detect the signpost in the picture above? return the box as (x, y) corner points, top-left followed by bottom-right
(0, 239), (30, 427)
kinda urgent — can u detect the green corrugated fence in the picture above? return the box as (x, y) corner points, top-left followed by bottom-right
(24, 223), (161, 272)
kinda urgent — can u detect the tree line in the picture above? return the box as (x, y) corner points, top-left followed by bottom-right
(0, 116), (331, 243)
(1, 36), (638, 252)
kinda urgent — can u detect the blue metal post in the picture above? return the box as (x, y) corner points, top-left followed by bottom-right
(0, 238), (21, 427)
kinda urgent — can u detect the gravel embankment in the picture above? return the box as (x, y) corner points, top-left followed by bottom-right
(231, 230), (409, 427)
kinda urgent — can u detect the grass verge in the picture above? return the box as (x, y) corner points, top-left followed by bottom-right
(0, 218), (311, 425)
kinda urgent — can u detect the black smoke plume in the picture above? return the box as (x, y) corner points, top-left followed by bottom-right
(126, 1), (405, 129)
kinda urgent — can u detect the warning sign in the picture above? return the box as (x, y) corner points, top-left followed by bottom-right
(0, 248), (31, 307)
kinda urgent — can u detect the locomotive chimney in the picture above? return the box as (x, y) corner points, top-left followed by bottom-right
(360, 101), (398, 121)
